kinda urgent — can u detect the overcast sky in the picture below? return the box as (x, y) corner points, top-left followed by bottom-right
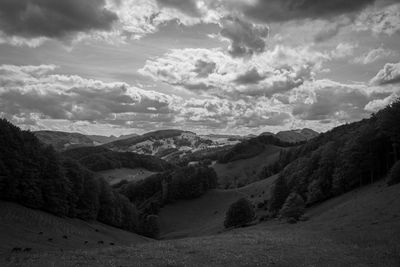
(0, 0), (400, 136)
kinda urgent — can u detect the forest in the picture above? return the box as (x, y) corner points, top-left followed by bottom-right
(266, 99), (400, 216)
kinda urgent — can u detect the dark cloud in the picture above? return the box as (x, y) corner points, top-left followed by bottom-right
(220, 16), (269, 57)
(244, 0), (376, 23)
(0, 0), (117, 39)
(234, 68), (265, 84)
(193, 60), (216, 78)
(370, 62), (400, 85)
(155, 0), (201, 17)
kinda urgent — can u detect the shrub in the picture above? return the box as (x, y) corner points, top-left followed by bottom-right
(387, 160), (400, 186)
(279, 193), (305, 220)
(224, 198), (255, 228)
(268, 175), (289, 216)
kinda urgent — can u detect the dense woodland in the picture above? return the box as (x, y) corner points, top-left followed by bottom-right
(267, 99), (400, 217)
(116, 166), (218, 216)
(218, 135), (300, 164)
(63, 146), (173, 172)
(0, 119), (140, 232)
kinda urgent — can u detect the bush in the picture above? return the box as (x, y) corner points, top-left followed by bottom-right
(279, 193), (305, 220)
(387, 160), (400, 186)
(224, 198), (255, 228)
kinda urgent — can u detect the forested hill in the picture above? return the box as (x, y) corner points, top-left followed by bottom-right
(266, 99), (400, 217)
(62, 146), (174, 172)
(0, 119), (140, 233)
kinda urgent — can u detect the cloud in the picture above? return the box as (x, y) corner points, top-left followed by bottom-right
(291, 80), (371, 122)
(330, 42), (358, 59)
(354, 47), (398, 64)
(243, 0), (376, 23)
(0, 64), (177, 125)
(370, 62), (400, 85)
(234, 68), (265, 84)
(139, 45), (327, 99)
(193, 60), (217, 78)
(219, 16), (269, 57)
(355, 3), (400, 35)
(0, 0), (117, 40)
(156, 0), (202, 17)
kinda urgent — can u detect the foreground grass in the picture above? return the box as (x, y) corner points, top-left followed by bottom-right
(5, 221), (400, 267)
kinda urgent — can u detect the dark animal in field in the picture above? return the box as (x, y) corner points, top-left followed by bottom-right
(84, 241), (89, 244)
(62, 235), (68, 239)
(98, 241), (104, 244)
(48, 238), (53, 242)
(110, 242), (115, 246)
(38, 232), (43, 235)
(95, 229), (99, 232)
(23, 248), (32, 252)
(11, 247), (22, 252)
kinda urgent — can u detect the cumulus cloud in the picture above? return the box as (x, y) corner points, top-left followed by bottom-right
(0, 0), (117, 40)
(0, 64), (176, 125)
(354, 47), (398, 64)
(219, 16), (269, 57)
(156, 0), (202, 17)
(139, 45), (328, 99)
(370, 62), (400, 85)
(234, 68), (265, 84)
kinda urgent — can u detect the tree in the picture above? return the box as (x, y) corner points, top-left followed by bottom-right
(142, 214), (160, 239)
(224, 198), (255, 228)
(387, 160), (400, 186)
(268, 175), (289, 216)
(279, 193), (305, 221)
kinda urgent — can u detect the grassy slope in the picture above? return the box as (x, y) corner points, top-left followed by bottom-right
(7, 180), (400, 266)
(212, 145), (283, 188)
(0, 201), (149, 261)
(96, 168), (156, 185)
(158, 175), (279, 239)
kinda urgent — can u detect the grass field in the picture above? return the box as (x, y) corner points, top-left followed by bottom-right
(2, 180), (400, 266)
(96, 168), (156, 185)
(0, 201), (149, 264)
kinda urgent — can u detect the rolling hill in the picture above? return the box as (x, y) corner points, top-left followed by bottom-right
(102, 129), (226, 158)
(0, 201), (149, 260)
(260, 128), (319, 143)
(34, 131), (139, 151)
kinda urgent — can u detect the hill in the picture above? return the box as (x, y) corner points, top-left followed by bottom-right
(8, 180), (399, 266)
(34, 131), (140, 151)
(260, 128), (319, 143)
(213, 145), (283, 188)
(34, 131), (96, 151)
(102, 129), (221, 158)
(0, 201), (148, 259)
(158, 175), (278, 239)
(63, 146), (173, 173)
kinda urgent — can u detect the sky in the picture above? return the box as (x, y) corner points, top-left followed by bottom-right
(0, 0), (400, 136)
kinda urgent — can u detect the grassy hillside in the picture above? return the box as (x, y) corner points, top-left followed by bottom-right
(158, 175), (278, 239)
(34, 131), (95, 151)
(213, 145), (283, 188)
(0, 201), (148, 259)
(7, 180), (399, 266)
